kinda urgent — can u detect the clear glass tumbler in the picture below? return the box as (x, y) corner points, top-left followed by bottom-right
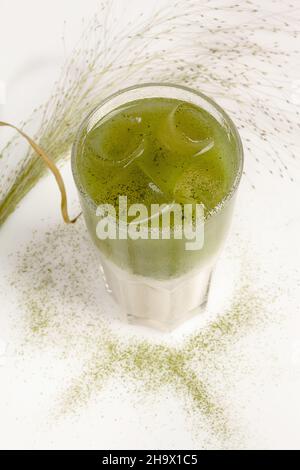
(72, 83), (243, 331)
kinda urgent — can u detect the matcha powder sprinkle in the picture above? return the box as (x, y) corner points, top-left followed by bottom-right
(9, 219), (276, 448)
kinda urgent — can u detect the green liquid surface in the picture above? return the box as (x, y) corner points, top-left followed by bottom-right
(77, 98), (237, 216)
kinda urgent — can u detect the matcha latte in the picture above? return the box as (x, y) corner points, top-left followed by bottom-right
(72, 84), (243, 330)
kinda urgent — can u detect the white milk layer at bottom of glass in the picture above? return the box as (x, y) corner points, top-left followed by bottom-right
(99, 254), (214, 331)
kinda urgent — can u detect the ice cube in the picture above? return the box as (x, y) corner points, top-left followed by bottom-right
(157, 103), (215, 158)
(174, 148), (226, 213)
(85, 112), (144, 166)
(135, 137), (184, 198)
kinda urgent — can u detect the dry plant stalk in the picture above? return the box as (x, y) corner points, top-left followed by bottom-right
(0, 0), (299, 226)
(0, 122), (80, 224)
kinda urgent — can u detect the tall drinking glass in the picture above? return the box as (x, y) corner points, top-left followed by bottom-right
(72, 84), (243, 330)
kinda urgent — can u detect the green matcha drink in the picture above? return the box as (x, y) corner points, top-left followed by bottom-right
(72, 84), (243, 330)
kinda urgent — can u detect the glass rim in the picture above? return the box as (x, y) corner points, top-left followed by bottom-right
(71, 82), (244, 220)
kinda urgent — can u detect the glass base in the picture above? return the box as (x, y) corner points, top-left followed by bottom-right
(100, 256), (213, 331)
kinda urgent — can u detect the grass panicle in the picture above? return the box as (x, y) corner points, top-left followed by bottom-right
(0, 0), (299, 225)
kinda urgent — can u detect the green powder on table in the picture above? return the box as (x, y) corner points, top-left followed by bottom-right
(10, 220), (272, 447)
